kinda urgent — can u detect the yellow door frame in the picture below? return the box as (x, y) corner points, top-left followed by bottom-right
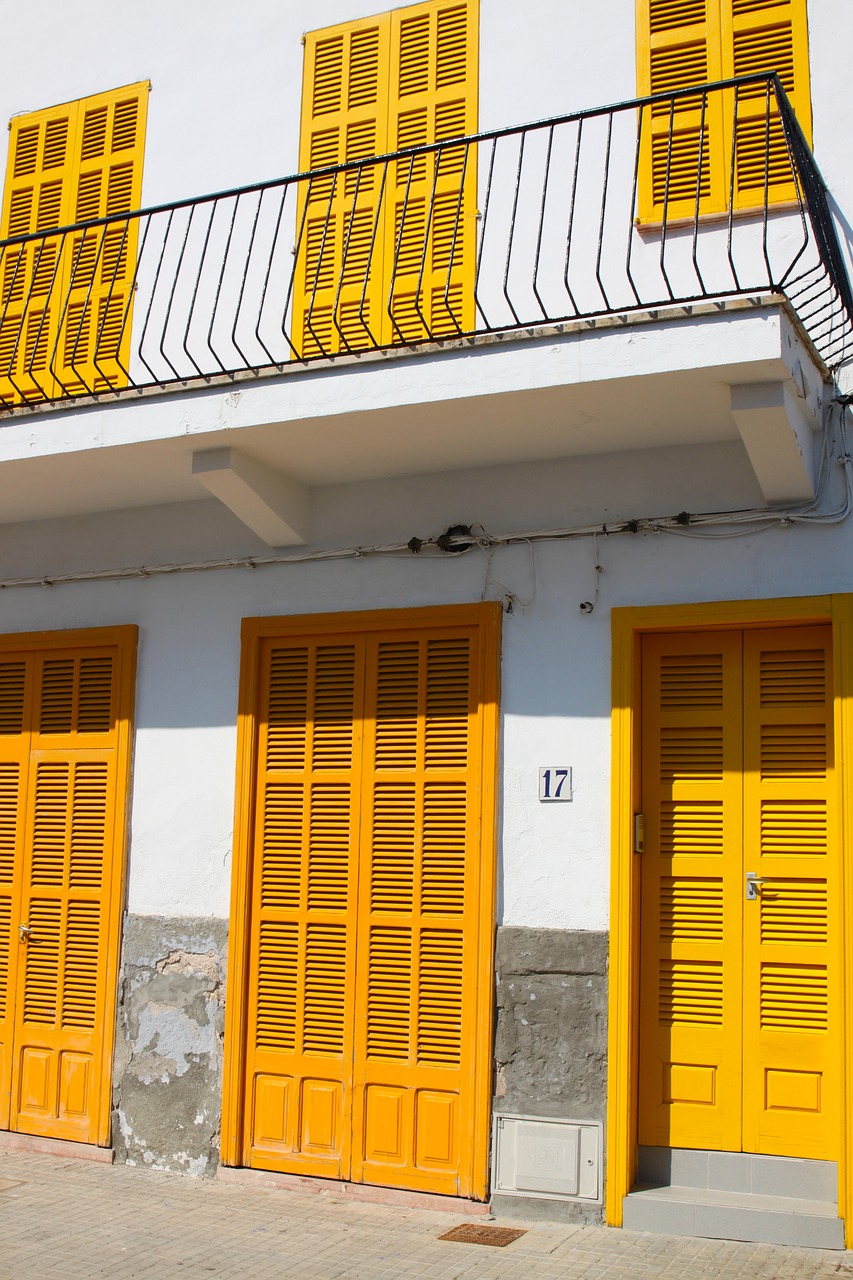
(221, 603), (501, 1199)
(0, 624), (137, 1147)
(607, 594), (853, 1244)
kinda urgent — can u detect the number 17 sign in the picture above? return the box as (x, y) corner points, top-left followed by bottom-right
(539, 767), (572, 801)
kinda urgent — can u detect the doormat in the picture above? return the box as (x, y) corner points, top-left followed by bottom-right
(439, 1224), (527, 1247)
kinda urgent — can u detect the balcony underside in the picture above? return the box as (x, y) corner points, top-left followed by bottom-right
(0, 298), (825, 533)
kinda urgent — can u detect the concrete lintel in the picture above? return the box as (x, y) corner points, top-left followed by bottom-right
(192, 447), (309, 546)
(730, 380), (819, 503)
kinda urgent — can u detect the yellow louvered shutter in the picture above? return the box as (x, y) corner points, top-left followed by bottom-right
(295, 1), (478, 359)
(386, 1), (478, 342)
(0, 84), (147, 407)
(295, 19), (391, 358)
(721, 0), (811, 209)
(741, 627), (838, 1159)
(636, 0), (725, 221)
(58, 85), (148, 397)
(244, 638), (364, 1175)
(636, 0), (811, 219)
(352, 628), (478, 1194)
(0, 104), (78, 404)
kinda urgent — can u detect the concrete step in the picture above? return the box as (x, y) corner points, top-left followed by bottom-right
(637, 1146), (838, 1202)
(622, 1182), (845, 1249)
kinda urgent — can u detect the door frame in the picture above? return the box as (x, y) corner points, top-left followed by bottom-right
(606, 595), (853, 1244)
(0, 624), (137, 1147)
(220, 603), (502, 1199)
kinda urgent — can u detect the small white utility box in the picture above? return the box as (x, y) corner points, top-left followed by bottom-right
(492, 1114), (602, 1202)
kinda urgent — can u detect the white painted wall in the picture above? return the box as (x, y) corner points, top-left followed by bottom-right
(0, 436), (847, 932)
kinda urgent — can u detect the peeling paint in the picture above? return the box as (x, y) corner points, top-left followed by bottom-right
(112, 915), (228, 1178)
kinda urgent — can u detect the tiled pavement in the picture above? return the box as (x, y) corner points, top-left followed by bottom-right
(1, 1150), (853, 1280)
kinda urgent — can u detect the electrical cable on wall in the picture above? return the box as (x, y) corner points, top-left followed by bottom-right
(1, 400), (850, 593)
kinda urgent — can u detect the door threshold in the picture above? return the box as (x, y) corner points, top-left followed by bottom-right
(0, 1131), (113, 1163)
(216, 1165), (490, 1215)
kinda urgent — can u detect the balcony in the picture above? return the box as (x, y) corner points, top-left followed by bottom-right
(0, 76), (850, 530)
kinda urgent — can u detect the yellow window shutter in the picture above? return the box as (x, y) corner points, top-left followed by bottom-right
(0, 84), (148, 407)
(636, 0), (726, 220)
(294, 18), (391, 359)
(58, 83), (148, 397)
(0, 103), (78, 404)
(386, 0), (478, 343)
(720, 0), (811, 209)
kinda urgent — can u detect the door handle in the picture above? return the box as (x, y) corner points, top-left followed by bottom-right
(18, 923), (31, 941)
(746, 872), (765, 901)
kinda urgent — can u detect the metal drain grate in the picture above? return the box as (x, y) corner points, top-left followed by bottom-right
(439, 1224), (527, 1247)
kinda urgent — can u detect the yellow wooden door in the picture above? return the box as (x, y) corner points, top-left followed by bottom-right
(0, 635), (135, 1145)
(241, 611), (494, 1197)
(638, 625), (839, 1159)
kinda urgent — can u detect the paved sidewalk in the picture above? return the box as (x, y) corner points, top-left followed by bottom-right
(1, 1150), (853, 1280)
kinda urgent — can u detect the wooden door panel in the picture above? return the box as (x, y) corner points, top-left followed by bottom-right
(742, 625), (838, 1159)
(638, 630), (743, 1150)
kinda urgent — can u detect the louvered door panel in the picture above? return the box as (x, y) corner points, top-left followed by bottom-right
(243, 638), (364, 1176)
(0, 655), (31, 1128)
(295, 19), (391, 358)
(638, 631), (743, 1150)
(55, 85), (148, 397)
(741, 625), (838, 1158)
(636, 0), (726, 221)
(721, 0), (810, 210)
(352, 628), (479, 1194)
(386, 1), (477, 343)
(7, 643), (123, 1144)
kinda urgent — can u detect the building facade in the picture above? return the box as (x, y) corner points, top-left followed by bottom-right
(1, 0), (852, 1248)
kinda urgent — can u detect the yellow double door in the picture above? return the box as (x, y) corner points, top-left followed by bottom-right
(639, 624), (839, 1159)
(235, 608), (498, 1198)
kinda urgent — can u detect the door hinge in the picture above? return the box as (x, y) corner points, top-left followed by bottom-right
(634, 813), (645, 854)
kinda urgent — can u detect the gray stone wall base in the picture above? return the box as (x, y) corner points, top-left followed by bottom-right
(111, 915), (228, 1177)
(492, 926), (609, 1223)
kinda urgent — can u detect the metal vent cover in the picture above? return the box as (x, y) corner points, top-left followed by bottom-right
(492, 1114), (602, 1202)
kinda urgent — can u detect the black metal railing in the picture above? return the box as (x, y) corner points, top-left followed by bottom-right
(0, 74), (851, 411)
